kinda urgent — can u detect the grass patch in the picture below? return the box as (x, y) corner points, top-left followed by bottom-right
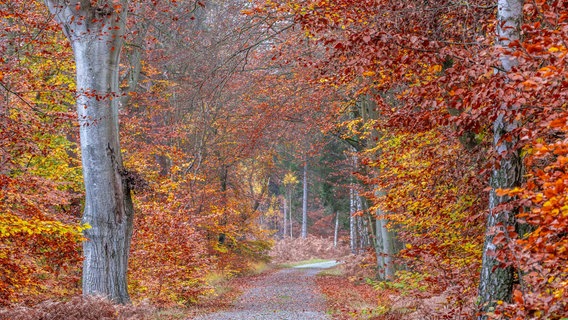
(202, 271), (235, 299)
(317, 265), (343, 276)
(248, 261), (271, 275)
(202, 261), (271, 297)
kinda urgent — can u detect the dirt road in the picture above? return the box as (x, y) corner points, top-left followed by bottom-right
(192, 261), (339, 320)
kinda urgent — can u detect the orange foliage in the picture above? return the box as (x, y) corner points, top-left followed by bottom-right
(277, 0), (568, 317)
(0, 0), (85, 305)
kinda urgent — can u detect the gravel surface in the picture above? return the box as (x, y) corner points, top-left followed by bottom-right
(192, 263), (338, 320)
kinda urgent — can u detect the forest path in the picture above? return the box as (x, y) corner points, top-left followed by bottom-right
(192, 261), (339, 320)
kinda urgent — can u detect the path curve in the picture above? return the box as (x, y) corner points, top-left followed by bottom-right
(192, 261), (339, 320)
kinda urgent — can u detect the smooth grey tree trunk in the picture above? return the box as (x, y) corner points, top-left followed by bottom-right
(478, 0), (523, 317)
(301, 160), (308, 238)
(334, 211), (339, 248)
(378, 217), (394, 279)
(349, 186), (357, 254)
(356, 196), (368, 251)
(45, 0), (134, 304)
(282, 197), (288, 238)
(373, 190), (394, 280)
(374, 217), (384, 275)
(288, 186), (293, 238)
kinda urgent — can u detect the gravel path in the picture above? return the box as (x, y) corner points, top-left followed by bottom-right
(192, 261), (339, 320)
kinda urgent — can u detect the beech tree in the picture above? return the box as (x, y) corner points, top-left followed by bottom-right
(478, 0), (524, 315)
(301, 159), (308, 238)
(44, 0), (133, 303)
(349, 158), (358, 254)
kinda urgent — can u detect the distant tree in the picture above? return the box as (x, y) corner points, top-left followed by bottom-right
(301, 158), (309, 238)
(283, 172), (299, 237)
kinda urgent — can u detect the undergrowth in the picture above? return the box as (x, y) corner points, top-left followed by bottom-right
(0, 296), (154, 320)
(269, 236), (349, 263)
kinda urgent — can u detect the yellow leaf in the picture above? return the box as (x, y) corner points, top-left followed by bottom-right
(429, 64), (442, 73)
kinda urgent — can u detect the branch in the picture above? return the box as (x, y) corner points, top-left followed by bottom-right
(0, 81), (47, 116)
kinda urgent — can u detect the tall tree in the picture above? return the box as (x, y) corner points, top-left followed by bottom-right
(283, 171), (298, 237)
(282, 196), (288, 237)
(301, 158), (308, 238)
(477, 0), (524, 316)
(349, 181), (357, 254)
(44, 0), (133, 303)
(359, 94), (396, 279)
(333, 211), (339, 247)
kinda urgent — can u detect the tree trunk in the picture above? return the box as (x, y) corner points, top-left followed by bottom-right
(357, 196), (371, 252)
(359, 94), (396, 278)
(120, 20), (147, 108)
(478, 0), (523, 317)
(378, 210), (394, 279)
(282, 196), (288, 238)
(45, 0), (133, 303)
(301, 160), (308, 239)
(349, 186), (357, 254)
(334, 211), (339, 248)
(374, 217), (384, 275)
(373, 189), (394, 280)
(288, 187), (293, 238)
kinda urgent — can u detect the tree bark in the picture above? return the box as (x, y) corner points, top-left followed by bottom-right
(356, 196), (368, 252)
(374, 217), (384, 275)
(378, 215), (394, 279)
(282, 196), (288, 238)
(375, 189), (394, 279)
(45, 0), (133, 303)
(288, 186), (293, 238)
(371, 190), (394, 280)
(334, 211), (339, 248)
(478, 0), (523, 317)
(349, 185), (357, 254)
(301, 160), (308, 239)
